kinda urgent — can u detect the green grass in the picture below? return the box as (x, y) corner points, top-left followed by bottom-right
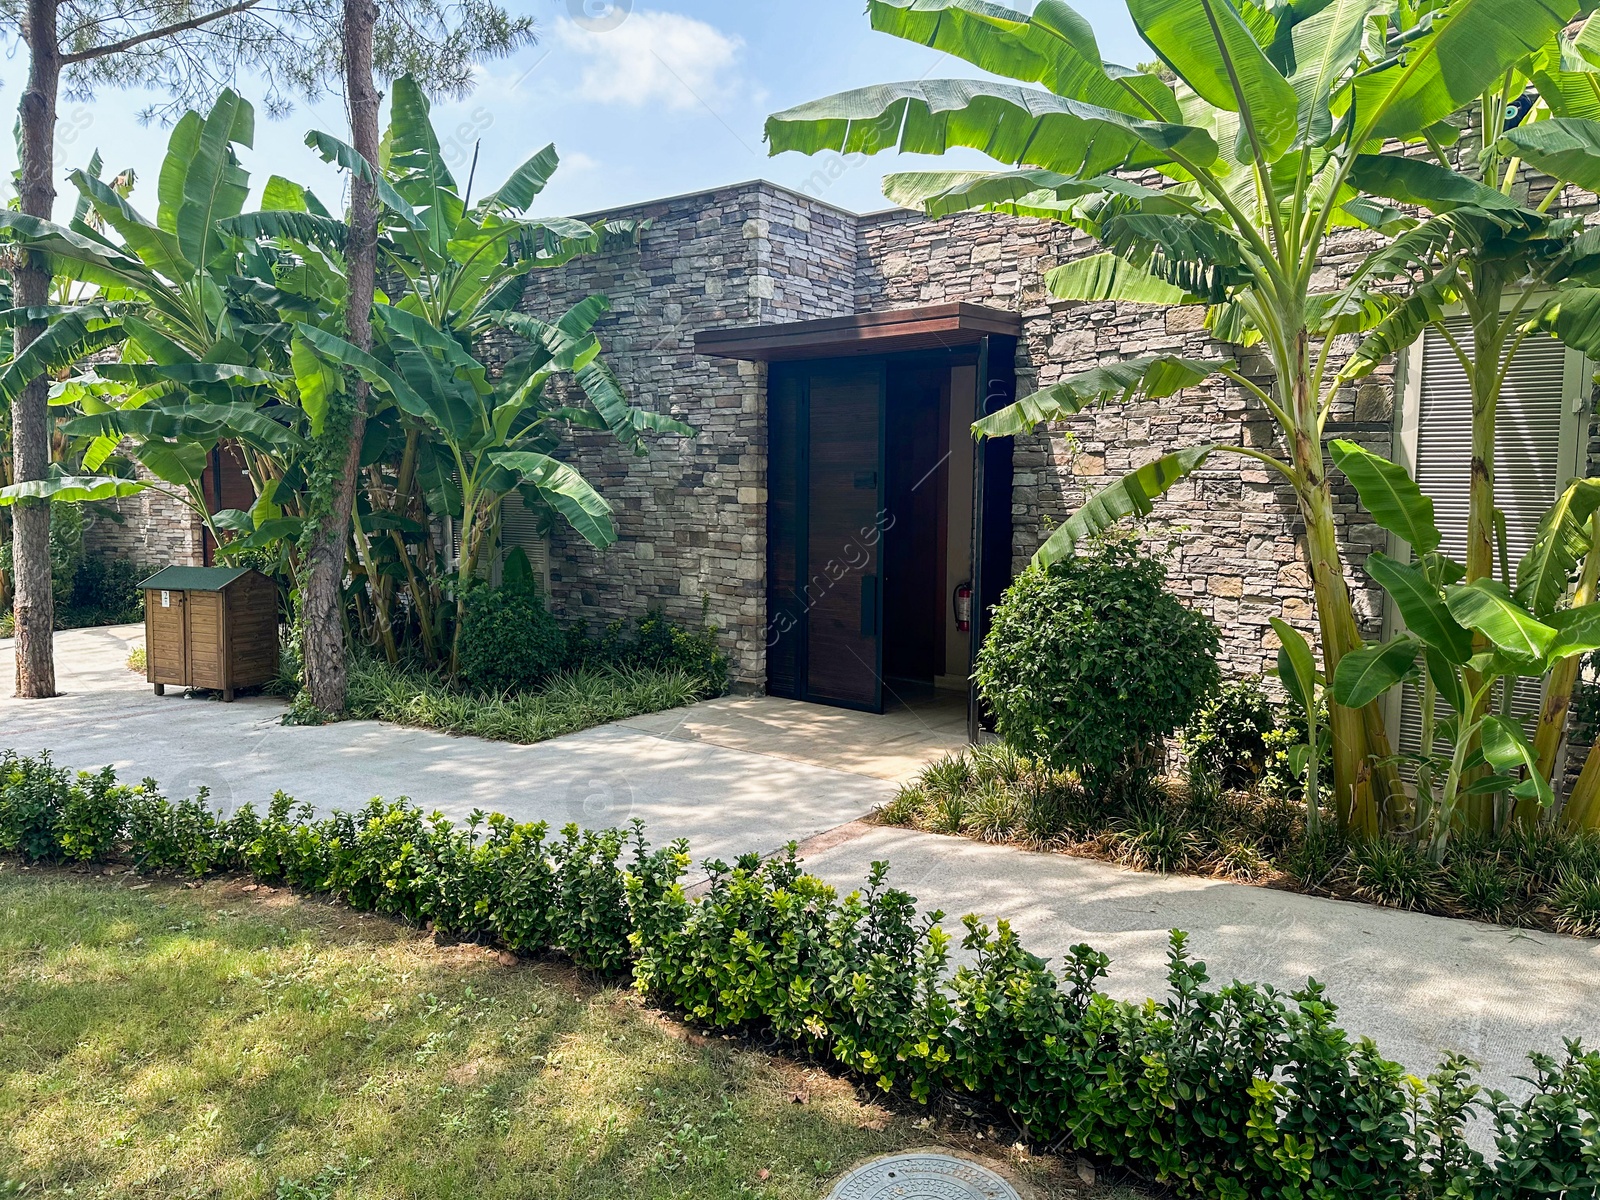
(331, 657), (710, 745)
(0, 866), (1140, 1200)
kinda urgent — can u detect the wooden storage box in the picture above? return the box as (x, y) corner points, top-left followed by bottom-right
(142, 567), (279, 701)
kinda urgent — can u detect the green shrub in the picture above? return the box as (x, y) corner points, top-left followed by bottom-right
(48, 505), (85, 607)
(61, 556), (146, 627)
(976, 537), (1220, 787)
(457, 578), (565, 695)
(126, 783), (238, 876)
(1179, 675), (1327, 797)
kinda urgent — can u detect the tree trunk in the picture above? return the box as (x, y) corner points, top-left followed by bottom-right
(301, 0), (380, 713)
(11, 0), (61, 698)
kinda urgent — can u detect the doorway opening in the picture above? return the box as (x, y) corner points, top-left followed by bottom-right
(695, 302), (1020, 735)
(764, 347), (1011, 722)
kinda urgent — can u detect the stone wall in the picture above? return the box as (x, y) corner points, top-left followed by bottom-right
(517, 182), (861, 688)
(82, 460), (204, 571)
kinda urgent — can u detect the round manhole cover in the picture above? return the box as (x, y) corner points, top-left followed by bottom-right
(827, 1152), (1023, 1200)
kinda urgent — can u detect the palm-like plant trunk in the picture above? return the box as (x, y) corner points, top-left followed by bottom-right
(11, 0), (60, 698)
(1287, 359), (1383, 836)
(302, 0), (380, 713)
(1532, 513), (1600, 827)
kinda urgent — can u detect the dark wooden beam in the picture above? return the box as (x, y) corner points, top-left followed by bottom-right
(695, 302), (1023, 362)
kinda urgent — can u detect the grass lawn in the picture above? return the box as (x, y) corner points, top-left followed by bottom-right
(0, 866), (1141, 1200)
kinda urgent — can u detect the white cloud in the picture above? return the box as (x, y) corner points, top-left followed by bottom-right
(554, 10), (745, 112)
(561, 150), (601, 173)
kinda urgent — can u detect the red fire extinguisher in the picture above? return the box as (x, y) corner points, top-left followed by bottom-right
(953, 581), (973, 633)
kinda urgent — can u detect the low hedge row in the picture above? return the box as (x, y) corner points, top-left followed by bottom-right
(3, 747), (1597, 1199)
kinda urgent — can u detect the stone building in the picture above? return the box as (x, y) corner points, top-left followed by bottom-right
(89, 177), (1596, 743)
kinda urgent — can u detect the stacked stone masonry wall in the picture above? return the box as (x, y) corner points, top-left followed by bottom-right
(91, 173), (1599, 702)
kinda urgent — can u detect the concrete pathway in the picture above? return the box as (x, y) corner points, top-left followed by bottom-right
(3, 626), (1598, 1101)
(0, 626), (909, 864)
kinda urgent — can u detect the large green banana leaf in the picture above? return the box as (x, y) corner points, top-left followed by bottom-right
(1045, 253), (1197, 305)
(1331, 635), (1420, 708)
(1516, 478), (1600, 616)
(156, 110), (202, 234)
(489, 450), (616, 548)
(1501, 117), (1600, 192)
(1328, 440), (1441, 555)
(0, 307), (126, 404)
(1350, 0), (1575, 142)
(975, 355), (1228, 438)
(69, 170), (189, 281)
(764, 80), (1218, 177)
(480, 143), (562, 214)
(387, 76), (462, 260)
(883, 169), (1156, 219)
(1127, 0), (1297, 160)
(866, 0), (1179, 119)
(291, 323), (432, 425)
(176, 89), (253, 274)
(1445, 579), (1559, 661)
(0, 475), (154, 507)
(1349, 154), (1527, 217)
(1366, 551), (1473, 662)
(305, 131), (422, 228)
(1286, 0), (1373, 149)
(1480, 715), (1554, 807)
(1526, 287), (1600, 358)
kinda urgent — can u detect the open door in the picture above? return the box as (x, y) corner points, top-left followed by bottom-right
(767, 360), (886, 711)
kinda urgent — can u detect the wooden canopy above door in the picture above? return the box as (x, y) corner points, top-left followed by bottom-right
(695, 302), (1022, 362)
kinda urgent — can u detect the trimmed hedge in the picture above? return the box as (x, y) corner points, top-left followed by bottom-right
(3, 746), (1598, 1198)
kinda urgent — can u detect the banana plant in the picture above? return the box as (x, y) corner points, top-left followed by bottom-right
(290, 290), (690, 670)
(298, 77), (640, 341)
(0, 89), (328, 539)
(1327, 440), (1600, 853)
(766, 0), (1580, 834)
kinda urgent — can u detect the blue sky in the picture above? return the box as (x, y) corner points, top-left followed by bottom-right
(2, 1), (1147, 220)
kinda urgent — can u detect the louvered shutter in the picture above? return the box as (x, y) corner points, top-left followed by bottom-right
(1391, 316), (1584, 751)
(446, 497), (550, 593)
(498, 494), (552, 594)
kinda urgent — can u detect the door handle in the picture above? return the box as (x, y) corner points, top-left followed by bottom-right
(860, 574), (878, 637)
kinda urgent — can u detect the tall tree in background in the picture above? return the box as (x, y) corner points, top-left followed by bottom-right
(299, 1), (536, 713)
(301, 0), (380, 716)
(2, 0), (534, 699)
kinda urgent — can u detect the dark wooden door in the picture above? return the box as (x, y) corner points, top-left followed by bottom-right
(765, 361), (885, 711)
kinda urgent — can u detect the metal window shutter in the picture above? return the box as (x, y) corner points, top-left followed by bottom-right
(1397, 319), (1570, 752)
(498, 495), (552, 595)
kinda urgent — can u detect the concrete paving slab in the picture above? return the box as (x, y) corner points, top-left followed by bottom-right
(0, 626), (895, 864)
(619, 690), (969, 782)
(797, 824), (1600, 1100)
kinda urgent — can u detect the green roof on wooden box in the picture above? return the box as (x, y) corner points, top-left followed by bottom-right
(140, 566), (253, 592)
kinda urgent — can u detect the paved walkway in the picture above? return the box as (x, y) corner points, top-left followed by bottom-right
(3, 626), (1598, 1101)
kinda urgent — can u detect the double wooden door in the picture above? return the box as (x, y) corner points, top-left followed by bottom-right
(767, 360), (885, 711)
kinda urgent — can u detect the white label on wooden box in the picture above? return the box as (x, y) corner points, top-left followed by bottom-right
(161, 590), (171, 608)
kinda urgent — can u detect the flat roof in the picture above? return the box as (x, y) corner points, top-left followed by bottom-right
(694, 302), (1022, 362)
